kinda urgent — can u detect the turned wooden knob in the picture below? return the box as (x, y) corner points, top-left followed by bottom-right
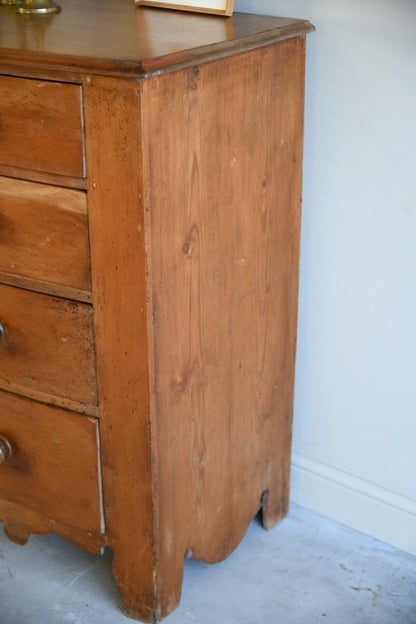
(0, 320), (7, 347)
(0, 435), (13, 464)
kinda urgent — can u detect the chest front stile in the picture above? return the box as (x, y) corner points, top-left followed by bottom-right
(82, 75), (158, 620)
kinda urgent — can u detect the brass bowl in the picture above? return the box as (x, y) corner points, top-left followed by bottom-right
(16, 0), (60, 13)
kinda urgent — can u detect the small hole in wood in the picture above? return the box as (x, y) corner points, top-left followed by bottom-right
(261, 490), (270, 505)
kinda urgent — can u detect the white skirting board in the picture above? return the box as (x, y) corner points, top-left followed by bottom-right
(290, 452), (416, 556)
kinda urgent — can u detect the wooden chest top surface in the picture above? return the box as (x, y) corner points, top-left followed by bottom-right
(0, 0), (313, 75)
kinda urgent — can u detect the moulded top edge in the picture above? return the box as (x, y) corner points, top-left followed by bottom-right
(0, 0), (314, 78)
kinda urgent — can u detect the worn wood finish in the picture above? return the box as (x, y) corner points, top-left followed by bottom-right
(0, 390), (103, 532)
(141, 36), (305, 606)
(0, 165), (88, 191)
(0, 273), (91, 305)
(0, 0), (313, 78)
(0, 381), (98, 418)
(0, 76), (85, 178)
(0, 284), (97, 405)
(0, 4), (313, 621)
(0, 499), (104, 554)
(83, 75), (156, 622)
(0, 177), (91, 300)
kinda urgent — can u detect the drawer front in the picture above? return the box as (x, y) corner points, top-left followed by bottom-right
(0, 76), (85, 178)
(0, 177), (90, 298)
(0, 390), (103, 532)
(0, 284), (97, 405)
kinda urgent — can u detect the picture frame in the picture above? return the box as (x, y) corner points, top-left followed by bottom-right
(135, 0), (234, 17)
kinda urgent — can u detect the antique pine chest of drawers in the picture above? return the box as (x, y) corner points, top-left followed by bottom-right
(0, 1), (313, 620)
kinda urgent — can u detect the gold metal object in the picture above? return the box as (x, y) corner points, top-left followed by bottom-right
(0, 0), (18, 4)
(0, 435), (13, 465)
(16, 0), (61, 14)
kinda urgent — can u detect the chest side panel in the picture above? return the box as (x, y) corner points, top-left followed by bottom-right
(141, 36), (306, 574)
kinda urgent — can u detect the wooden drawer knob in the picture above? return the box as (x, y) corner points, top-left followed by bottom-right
(0, 435), (13, 464)
(0, 320), (6, 347)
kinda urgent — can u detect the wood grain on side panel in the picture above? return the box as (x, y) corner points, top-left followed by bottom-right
(141, 36), (306, 597)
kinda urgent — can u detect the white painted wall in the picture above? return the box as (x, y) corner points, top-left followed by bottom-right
(234, 0), (416, 554)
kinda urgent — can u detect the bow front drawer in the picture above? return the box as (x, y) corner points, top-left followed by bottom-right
(0, 284), (97, 407)
(0, 390), (103, 533)
(0, 77), (85, 179)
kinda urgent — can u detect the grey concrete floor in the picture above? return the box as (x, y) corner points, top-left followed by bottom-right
(1, 503), (415, 624)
